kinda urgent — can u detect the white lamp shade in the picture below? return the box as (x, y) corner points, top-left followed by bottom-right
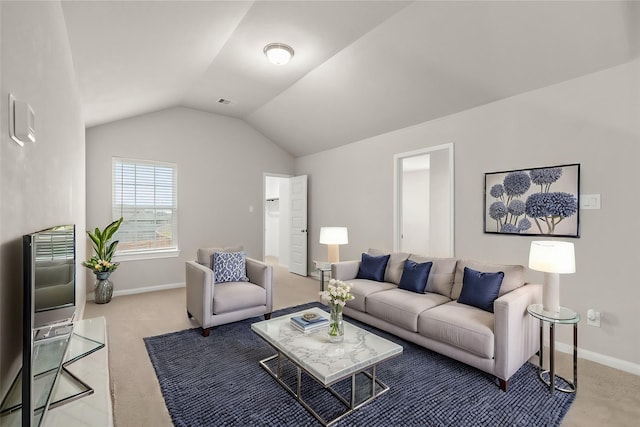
(319, 227), (348, 245)
(529, 241), (575, 274)
(264, 43), (294, 65)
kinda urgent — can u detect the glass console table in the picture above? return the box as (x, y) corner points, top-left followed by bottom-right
(527, 304), (579, 394)
(314, 261), (332, 292)
(0, 317), (106, 426)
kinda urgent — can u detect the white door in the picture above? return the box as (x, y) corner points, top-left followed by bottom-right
(289, 175), (308, 276)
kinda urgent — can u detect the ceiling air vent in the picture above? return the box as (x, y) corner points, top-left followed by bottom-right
(217, 98), (237, 106)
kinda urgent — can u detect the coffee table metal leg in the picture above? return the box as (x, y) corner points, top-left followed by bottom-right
(371, 365), (377, 397)
(351, 374), (356, 409)
(277, 351), (282, 378)
(258, 354), (392, 426)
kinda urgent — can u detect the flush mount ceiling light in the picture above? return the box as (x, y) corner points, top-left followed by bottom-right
(263, 43), (294, 65)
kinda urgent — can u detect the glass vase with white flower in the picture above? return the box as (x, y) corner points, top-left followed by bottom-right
(319, 279), (354, 342)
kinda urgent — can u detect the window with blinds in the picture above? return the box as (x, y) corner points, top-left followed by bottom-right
(112, 158), (178, 254)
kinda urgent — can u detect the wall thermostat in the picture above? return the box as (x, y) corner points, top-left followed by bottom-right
(9, 93), (36, 146)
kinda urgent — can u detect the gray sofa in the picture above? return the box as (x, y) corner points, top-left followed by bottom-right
(332, 251), (542, 391)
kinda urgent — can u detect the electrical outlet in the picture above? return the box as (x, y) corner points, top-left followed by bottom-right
(587, 309), (601, 327)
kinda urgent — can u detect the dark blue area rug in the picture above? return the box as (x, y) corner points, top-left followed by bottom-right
(144, 302), (575, 426)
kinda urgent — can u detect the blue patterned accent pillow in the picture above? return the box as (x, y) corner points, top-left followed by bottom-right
(213, 251), (248, 284)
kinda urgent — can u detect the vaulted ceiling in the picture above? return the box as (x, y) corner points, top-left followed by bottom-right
(62, 1), (640, 157)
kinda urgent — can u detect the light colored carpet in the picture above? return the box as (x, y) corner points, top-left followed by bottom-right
(84, 262), (640, 427)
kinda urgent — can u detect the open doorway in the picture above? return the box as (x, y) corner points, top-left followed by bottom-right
(394, 143), (454, 257)
(400, 154), (431, 254)
(264, 175), (291, 268)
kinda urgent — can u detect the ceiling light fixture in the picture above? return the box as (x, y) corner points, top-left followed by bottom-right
(263, 43), (294, 65)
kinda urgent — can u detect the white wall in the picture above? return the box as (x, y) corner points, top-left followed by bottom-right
(85, 107), (294, 294)
(264, 176), (292, 265)
(401, 169), (429, 254)
(278, 178), (291, 267)
(296, 59), (640, 369)
(264, 176), (280, 257)
(265, 200), (280, 257)
(0, 1), (86, 397)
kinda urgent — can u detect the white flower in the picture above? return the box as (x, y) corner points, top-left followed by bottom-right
(320, 279), (355, 306)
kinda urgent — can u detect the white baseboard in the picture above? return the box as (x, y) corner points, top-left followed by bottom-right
(555, 342), (640, 376)
(87, 282), (185, 301)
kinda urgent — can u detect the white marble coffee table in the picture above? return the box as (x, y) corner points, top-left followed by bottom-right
(251, 307), (402, 426)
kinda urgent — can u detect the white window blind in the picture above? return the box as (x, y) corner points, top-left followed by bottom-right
(112, 158), (178, 254)
(35, 227), (75, 262)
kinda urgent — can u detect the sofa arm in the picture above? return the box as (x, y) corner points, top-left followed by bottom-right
(185, 261), (214, 327)
(493, 283), (542, 382)
(246, 258), (273, 312)
(331, 260), (360, 281)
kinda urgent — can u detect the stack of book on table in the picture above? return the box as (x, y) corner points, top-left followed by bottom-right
(290, 312), (329, 333)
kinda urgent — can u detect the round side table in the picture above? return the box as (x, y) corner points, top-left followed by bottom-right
(527, 303), (580, 394)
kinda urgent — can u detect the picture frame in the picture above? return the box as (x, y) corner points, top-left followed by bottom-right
(484, 163), (580, 237)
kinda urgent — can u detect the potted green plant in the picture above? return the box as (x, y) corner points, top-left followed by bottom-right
(82, 217), (123, 303)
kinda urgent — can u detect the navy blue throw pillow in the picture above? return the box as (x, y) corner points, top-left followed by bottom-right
(356, 253), (390, 282)
(398, 260), (433, 293)
(458, 267), (504, 313)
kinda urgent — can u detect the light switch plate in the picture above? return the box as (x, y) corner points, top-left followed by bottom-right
(580, 194), (601, 210)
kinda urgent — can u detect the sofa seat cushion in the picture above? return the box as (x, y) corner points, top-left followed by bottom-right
(212, 282), (266, 314)
(418, 301), (495, 359)
(366, 289), (451, 332)
(344, 279), (396, 312)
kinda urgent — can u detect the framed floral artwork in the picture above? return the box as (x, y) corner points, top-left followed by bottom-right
(484, 164), (580, 237)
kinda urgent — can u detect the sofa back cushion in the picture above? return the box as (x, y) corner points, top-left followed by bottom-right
(197, 246), (244, 267)
(451, 259), (524, 300)
(408, 255), (457, 297)
(368, 248), (410, 285)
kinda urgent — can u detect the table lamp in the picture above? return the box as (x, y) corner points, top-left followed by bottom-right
(319, 227), (348, 264)
(528, 241), (575, 314)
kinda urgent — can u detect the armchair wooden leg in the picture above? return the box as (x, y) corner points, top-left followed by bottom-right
(265, 313), (272, 320)
(202, 327), (210, 337)
(498, 378), (509, 392)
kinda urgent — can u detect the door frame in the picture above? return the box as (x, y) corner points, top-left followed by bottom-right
(393, 143), (455, 256)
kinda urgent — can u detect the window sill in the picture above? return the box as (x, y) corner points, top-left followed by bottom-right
(113, 249), (180, 263)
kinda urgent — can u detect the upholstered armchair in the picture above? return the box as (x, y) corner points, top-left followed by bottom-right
(186, 247), (273, 337)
